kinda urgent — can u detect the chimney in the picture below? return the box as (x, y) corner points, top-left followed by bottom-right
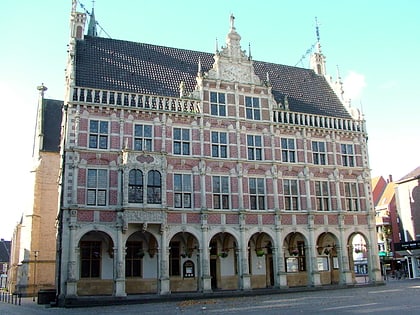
(388, 175), (393, 183)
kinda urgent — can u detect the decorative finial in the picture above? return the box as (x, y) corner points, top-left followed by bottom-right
(37, 83), (48, 97)
(230, 14), (235, 30)
(315, 17), (322, 54)
(215, 38), (219, 53)
(248, 42), (252, 60)
(197, 57), (202, 76)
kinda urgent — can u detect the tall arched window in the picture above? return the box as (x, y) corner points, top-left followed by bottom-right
(129, 169), (143, 203)
(147, 170), (161, 204)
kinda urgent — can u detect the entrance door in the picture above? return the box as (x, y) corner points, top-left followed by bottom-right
(210, 258), (217, 289)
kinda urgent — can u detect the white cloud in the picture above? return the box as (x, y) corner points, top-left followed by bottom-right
(343, 71), (366, 101)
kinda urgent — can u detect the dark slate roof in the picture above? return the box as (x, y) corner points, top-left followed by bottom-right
(397, 166), (420, 183)
(75, 36), (351, 119)
(42, 99), (63, 152)
(0, 239), (10, 263)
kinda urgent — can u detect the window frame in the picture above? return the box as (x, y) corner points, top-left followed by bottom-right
(312, 141), (327, 165)
(281, 138), (296, 163)
(315, 181), (331, 211)
(212, 176), (230, 209)
(249, 177), (265, 210)
(125, 241), (143, 278)
(134, 124), (153, 151)
(89, 119), (109, 149)
(80, 241), (101, 278)
(210, 91), (226, 116)
(173, 127), (191, 155)
(128, 169), (144, 203)
(211, 131), (228, 158)
(245, 96), (261, 120)
(87, 168), (108, 206)
(247, 134), (263, 161)
(283, 179), (299, 211)
(344, 182), (359, 211)
(174, 174), (192, 208)
(147, 170), (162, 204)
(341, 143), (355, 167)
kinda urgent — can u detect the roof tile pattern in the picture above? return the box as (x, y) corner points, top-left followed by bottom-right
(76, 36), (351, 119)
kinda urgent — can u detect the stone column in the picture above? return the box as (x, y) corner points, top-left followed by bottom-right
(159, 225), (170, 294)
(65, 210), (78, 296)
(274, 213), (287, 288)
(307, 214), (321, 286)
(113, 227), (126, 297)
(200, 214), (212, 292)
(239, 213), (251, 290)
(338, 214), (352, 284)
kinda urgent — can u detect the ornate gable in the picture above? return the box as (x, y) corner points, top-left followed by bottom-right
(206, 15), (262, 85)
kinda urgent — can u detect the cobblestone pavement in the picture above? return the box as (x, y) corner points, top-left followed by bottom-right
(2, 278), (420, 315)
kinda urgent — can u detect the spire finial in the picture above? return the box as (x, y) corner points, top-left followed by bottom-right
(315, 17), (322, 53)
(248, 42), (252, 60)
(87, 3), (98, 37)
(197, 57), (202, 75)
(215, 38), (219, 53)
(230, 14), (235, 30)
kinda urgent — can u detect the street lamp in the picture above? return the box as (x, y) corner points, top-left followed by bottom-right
(33, 251), (39, 302)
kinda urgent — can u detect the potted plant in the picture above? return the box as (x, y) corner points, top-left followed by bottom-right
(291, 248), (299, 256)
(256, 249), (265, 257)
(218, 251), (228, 258)
(354, 248), (362, 254)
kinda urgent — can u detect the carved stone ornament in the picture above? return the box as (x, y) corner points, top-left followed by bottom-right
(123, 210), (165, 224)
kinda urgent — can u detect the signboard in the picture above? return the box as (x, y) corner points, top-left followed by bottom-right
(394, 241), (420, 251)
(379, 251), (387, 257)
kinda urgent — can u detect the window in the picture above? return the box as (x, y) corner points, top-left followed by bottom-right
(344, 182), (359, 211)
(341, 144), (355, 167)
(174, 174), (192, 208)
(173, 128), (190, 155)
(87, 169), (108, 206)
(169, 241), (181, 276)
(212, 131), (228, 158)
(147, 170), (161, 204)
(128, 169), (143, 203)
(286, 241), (306, 272)
(312, 141), (326, 165)
(80, 241), (101, 278)
(245, 96), (261, 120)
(134, 124), (153, 151)
(315, 181), (330, 211)
(125, 242), (143, 277)
(284, 179), (299, 210)
(249, 178), (265, 210)
(210, 92), (226, 116)
(281, 138), (296, 163)
(247, 135), (262, 160)
(89, 120), (109, 149)
(213, 176), (229, 209)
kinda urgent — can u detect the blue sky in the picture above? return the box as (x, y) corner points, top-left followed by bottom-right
(0, 0), (419, 239)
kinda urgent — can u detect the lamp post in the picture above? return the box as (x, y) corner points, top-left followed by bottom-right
(32, 251), (39, 302)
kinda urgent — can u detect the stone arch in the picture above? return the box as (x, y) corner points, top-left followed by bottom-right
(168, 231), (200, 292)
(316, 232), (340, 285)
(124, 230), (159, 294)
(348, 232), (369, 284)
(283, 232), (308, 287)
(77, 230), (115, 296)
(248, 231), (275, 289)
(209, 231), (239, 290)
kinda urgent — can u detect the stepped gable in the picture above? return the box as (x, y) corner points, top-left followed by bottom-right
(75, 36), (351, 119)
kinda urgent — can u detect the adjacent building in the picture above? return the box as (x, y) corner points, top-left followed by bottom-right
(394, 166), (420, 278)
(55, 3), (381, 305)
(7, 86), (63, 296)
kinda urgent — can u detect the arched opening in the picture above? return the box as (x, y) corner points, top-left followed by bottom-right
(125, 230), (159, 294)
(169, 232), (199, 292)
(348, 233), (369, 284)
(209, 232), (238, 290)
(77, 231), (114, 296)
(316, 232), (340, 285)
(283, 232), (308, 287)
(248, 232), (274, 288)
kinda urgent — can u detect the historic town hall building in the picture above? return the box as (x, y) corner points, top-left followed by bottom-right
(57, 2), (381, 305)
